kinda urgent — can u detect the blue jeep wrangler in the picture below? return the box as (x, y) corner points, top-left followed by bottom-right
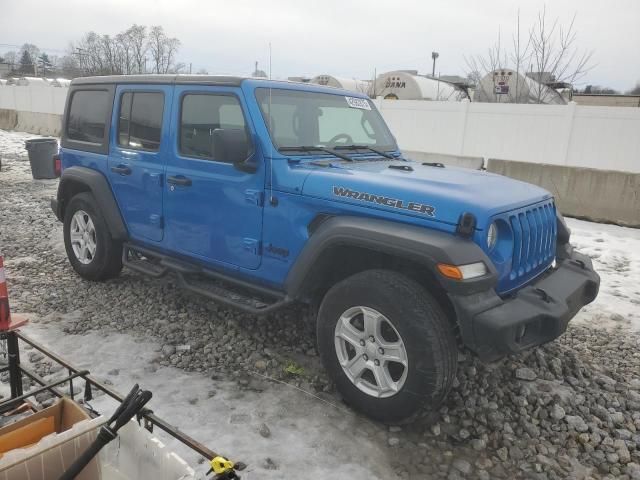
(52, 75), (599, 423)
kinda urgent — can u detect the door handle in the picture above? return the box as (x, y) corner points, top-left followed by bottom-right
(167, 175), (192, 187)
(111, 165), (132, 175)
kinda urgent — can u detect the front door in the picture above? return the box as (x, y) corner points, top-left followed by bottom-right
(108, 85), (172, 242)
(163, 86), (265, 269)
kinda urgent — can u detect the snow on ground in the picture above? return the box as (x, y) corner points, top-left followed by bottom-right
(0, 129), (58, 187)
(568, 218), (640, 331)
(17, 320), (392, 479)
(0, 129), (45, 160)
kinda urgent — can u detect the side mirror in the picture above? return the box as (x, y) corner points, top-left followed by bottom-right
(212, 128), (257, 173)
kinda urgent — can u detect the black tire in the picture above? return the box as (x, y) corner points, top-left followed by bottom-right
(63, 192), (123, 281)
(317, 269), (458, 424)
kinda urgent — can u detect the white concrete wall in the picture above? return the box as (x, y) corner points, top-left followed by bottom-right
(0, 84), (67, 135)
(488, 159), (640, 227)
(0, 84), (68, 115)
(376, 99), (640, 174)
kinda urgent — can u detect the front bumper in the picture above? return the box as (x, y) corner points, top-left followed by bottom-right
(451, 246), (600, 362)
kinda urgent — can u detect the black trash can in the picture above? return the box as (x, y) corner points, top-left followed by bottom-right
(25, 138), (59, 179)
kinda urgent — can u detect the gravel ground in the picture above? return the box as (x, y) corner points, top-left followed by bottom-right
(1, 129), (639, 479)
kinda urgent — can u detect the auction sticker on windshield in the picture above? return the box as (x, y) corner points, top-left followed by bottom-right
(345, 96), (371, 110)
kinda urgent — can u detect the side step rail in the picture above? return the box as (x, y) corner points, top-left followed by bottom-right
(122, 243), (292, 315)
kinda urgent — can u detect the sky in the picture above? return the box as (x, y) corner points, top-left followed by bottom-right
(1, 0), (639, 91)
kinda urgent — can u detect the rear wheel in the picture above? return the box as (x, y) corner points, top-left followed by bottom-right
(63, 192), (122, 281)
(317, 269), (457, 423)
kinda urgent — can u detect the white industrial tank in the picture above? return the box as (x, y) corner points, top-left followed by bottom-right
(310, 75), (371, 95)
(474, 69), (566, 104)
(373, 71), (469, 101)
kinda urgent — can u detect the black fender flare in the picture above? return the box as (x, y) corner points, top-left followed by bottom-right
(285, 215), (497, 300)
(54, 166), (128, 240)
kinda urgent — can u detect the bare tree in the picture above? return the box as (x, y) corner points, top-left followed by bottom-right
(116, 31), (135, 74)
(127, 25), (148, 74)
(527, 7), (593, 103)
(17, 43), (40, 75)
(3, 51), (18, 71)
(21, 44), (40, 63)
(464, 27), (508, 100)
(100, 35), (122, 75)
(69, 24), (181, 76)
(59, 55), (81, 78)
(465, 8), (594, 103)
(148, 26), (181, 74)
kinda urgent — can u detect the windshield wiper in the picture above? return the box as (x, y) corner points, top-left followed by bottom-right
(334, 144), (396, 159)
(279, 146), (354, 162)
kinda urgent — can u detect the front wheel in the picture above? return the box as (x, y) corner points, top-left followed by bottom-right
(317, 269), (458, 424)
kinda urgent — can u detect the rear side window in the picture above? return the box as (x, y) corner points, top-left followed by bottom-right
(118, 91), (164, 151)
(66, 90), (109, 145)
(180, 94), (248, 161)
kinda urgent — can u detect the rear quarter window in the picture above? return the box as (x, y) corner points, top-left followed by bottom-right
(67, 90), (109, 144)
(62, 86), (115, 154)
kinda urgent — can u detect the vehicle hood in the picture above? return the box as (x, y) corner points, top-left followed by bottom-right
(300, 159), (552, 229)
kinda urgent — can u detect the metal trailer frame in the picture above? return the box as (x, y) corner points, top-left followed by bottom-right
(0, 329), (225, 464)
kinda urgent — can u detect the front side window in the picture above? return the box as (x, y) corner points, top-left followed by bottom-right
(255, 88), (397, 151)
(118, 91), (164, 151)
(180, 93), (249, 162)
(67, 90), (109, 145)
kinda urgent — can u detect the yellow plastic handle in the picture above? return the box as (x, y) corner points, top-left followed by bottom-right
(211, 456), (235, 474)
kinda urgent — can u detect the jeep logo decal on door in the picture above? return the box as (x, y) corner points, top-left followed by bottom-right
(333, 186), (435, 217)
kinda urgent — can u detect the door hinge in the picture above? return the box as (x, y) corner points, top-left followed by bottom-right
(243, 238), (261, 256)
(149, 172), (163, 186)
(245, 189), (264, 206)
(149, 214), (163, 228)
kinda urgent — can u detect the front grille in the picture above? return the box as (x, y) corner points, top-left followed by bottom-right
(508, 200), (556, 282)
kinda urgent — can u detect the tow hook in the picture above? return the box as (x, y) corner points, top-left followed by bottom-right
(571, 259), (586, 270)
(534, 288), (552, 303)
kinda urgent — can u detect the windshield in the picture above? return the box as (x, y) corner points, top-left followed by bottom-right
(255, 88), (397, 152)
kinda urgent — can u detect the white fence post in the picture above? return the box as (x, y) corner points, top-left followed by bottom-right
(459, 99), (471, 155)
(562, 101), (577, 166)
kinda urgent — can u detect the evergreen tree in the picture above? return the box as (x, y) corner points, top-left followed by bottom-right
(19, 50), (33, 75)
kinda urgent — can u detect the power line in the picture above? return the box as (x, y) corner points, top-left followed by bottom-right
(0, 42), (68, 54)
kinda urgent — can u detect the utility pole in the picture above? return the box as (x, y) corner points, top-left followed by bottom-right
(431, 51), (439, 77)
(74, 48), (88, 75)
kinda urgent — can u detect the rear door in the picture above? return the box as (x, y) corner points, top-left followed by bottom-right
(163, 86), (265, 269)
(108, 85), (172, 243)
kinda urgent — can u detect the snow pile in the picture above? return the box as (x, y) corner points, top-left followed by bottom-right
(568, 218), (640, 331)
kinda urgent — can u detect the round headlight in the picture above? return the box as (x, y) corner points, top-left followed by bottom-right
(487, 222), (498, 250)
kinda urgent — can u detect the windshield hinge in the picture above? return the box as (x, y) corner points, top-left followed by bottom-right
(388, 164), (413, 172)
(245, 189), (264, 206)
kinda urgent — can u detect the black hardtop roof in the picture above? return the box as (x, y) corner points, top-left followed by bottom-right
(71, 74), (247, 87)
(70, 74), (370, 97)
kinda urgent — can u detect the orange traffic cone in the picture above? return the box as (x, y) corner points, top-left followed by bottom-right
(0, 256), (27, 331)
